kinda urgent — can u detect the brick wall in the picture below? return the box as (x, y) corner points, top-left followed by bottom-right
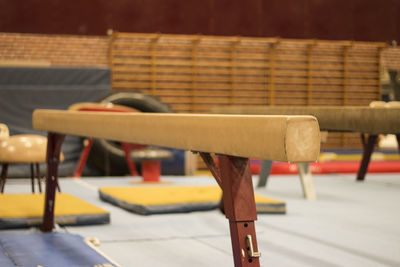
(0, 33), (109, 67)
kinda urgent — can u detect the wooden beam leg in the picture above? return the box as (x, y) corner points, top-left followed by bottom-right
(42, 132), (65, 232)
(396, 134), (400, 154)
(200, 153), (261, 266)
(121, 142), (139, 176)
(36, 163), (42, 193)
(73, 138), (93, 178)
(198, 152), (226, 213)
(257, 160), (272, 188)
(298, 162), (317, 201)
(356, 134), (378, 182)
(0, 163), (8, 193)
(30, 163), (35, 193)
(218, 155), (261, 267)
(56, 179), (62, 193)
(198, 152), (222, 187)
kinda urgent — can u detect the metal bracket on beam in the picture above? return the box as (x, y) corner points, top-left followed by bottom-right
(246, 234), (261, 258)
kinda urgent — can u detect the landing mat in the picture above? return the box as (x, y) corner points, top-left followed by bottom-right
(99, 186), (286, 215)
(0, 232), (118, 267)
(0, 193), (109, 229)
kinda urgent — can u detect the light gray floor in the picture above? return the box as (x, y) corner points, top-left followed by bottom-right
(2, 173), (400, 267)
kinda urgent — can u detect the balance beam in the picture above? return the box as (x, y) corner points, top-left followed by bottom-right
(32, 109), (320, 267)
(33, 110), (320, 162)
(211, 105), (400, 134)
(212, 105), (400, 183)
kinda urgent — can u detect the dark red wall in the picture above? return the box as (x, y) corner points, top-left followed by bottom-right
(1, 0), (399, 42)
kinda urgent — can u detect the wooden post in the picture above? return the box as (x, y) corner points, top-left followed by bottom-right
(41, 132), (65, 232)
(0, 163), (8, 193)
(397, 134), (400, 154)
(356, 134), (378, 182)
(257, 160), (272, 188)
(30, 163), (35, 193)
(36, 163), (42, 193)
(219, 155), (260, 267)
(121, 142), (139, 176)
(201, 153), (261, 267)
(73, 138), (94, 178)
(298, 162), (317, 201)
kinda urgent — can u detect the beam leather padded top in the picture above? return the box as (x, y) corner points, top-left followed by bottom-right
(32, 110), (320, 162)
(211, 106), (400, 134)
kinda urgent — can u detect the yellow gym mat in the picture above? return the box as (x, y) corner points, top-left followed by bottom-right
(99, 186), (286, 215)
(0, 193), (110, 229)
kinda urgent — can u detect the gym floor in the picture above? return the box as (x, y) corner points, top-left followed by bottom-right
(2, 173), (400, 267)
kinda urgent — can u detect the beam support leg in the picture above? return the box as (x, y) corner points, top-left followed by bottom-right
(36, 163), (42, 193)
(201, 153), (261, 267)
(121, 142), (139, 176)
(30, 163), (35, 193)
(356, 134), (378, 182)
(73, 138), (93, 178)
(298, 162), (317, 201)
(0, 163), (8, 193)
(257, 160), (272, 188)
(42, 132), (65, 232)
(219, 155), (260, 267)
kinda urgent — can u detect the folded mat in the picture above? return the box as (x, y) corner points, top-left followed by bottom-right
(0, 232), (118, 267)
(99, 186), (285, 215)
(0, 193), (109, 229)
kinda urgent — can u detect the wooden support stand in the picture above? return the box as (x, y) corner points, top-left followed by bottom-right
(201, 153), (261, 267)
(356, 134), (378, 181)
(0, 163), (8, 193)
(73, 138), (94, 178)
(297, 162), (317, 200)
(42, 132), (65, 232)
(257, 160), (317, 201)
(357, 133), (400, 181)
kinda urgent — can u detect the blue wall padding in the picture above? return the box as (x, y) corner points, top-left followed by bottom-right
(0, 232), (118, 267)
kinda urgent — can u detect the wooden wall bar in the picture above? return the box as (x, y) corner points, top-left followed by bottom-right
(109, 32), (387, 149)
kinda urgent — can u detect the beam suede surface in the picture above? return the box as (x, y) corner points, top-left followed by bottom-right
(32, 110), (320, 163)
(212, 106), (400, 134)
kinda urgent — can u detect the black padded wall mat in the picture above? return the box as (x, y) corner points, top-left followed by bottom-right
(0, 67), (111, 177)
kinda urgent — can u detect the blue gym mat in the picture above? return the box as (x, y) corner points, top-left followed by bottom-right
(0, 232), (118, 267)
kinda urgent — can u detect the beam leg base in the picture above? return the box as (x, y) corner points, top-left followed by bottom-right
(356, 134), (378, 182)
(201, 153), (261, 267)
(257, 160), (272, 188)
(42, 132), (65, 232)
(298, 162), (317, 200)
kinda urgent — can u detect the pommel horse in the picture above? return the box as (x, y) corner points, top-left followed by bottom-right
(32, 109), (320, 267)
